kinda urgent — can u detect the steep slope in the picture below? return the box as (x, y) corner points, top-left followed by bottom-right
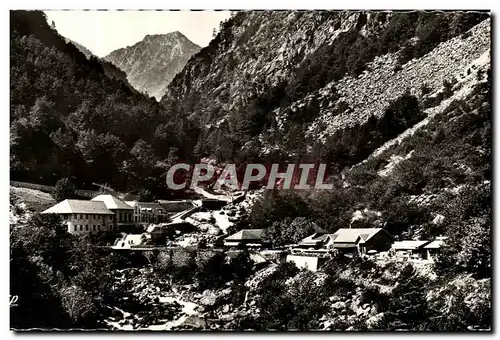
(10, 10), (197, 194)
(105, 32), (200, 100)
(65, 38), (93, 59)
(62, 37), (132, 85)
(162, 11), (489, 165)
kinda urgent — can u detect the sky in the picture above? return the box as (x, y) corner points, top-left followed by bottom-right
(44, 10), (232, 57)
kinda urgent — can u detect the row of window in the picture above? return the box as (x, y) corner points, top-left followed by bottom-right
(118, 212), (133, 223)
(63, 213), (133, 222)
(63, 214), (113, 220)
(73, 224), (114, 232)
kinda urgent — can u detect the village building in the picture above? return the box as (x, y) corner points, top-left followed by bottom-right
(126, 201), (169, 224)
(297, 228), (393, 255)
(295, 224), (328, 249)
(390, 240), (431, 260)
(423, 236), (447, 262)
(91, 194), (134, 231)
(325, 228), (393, 254)
(41, 199), (115, 234)
(223, 229), (267, 249)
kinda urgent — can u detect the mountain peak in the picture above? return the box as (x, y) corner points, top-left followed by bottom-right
(104, 31), (200, 100)
(143, 31), (189, 43)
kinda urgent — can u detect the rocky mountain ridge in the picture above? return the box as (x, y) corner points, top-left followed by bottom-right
(65, 38), (94, 59)
(162, 11), (490, 164)
(105, 31), (200, 100)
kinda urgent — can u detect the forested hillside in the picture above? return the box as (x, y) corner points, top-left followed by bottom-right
(10, 11), (199, 196)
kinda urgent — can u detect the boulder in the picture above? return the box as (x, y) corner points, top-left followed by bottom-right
(236, 309), (249, 318)
(208, 226), (221, 236)
(195, 305), (206, 313)
(198, 224), (211, 232)
(219, 314), (235, 322)
(199, 291), (218, 306)
(181, 315), (207, 329)
(329, 295), (341, 302)
(332, 301), (347, 310)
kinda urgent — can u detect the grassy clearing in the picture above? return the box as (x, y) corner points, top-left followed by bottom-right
(10, 186), (55, 212)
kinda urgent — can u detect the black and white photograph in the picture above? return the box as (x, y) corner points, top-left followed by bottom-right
(9, 8), (492, 332)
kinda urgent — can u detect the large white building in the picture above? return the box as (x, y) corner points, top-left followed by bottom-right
(42, 199), (115, 234)
(42, 194), (135, 234)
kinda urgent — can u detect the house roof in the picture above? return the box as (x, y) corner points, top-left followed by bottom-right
(331, 243), (359, 248)
(42, 199), (114, 215)
(330, 228), (388, 244)
(91, 195), (134, 210)
(423, 239), (446, 249)
(392, 240), (430, 250)
(225, 229), (264, 241)
(298, 232), (328, 246)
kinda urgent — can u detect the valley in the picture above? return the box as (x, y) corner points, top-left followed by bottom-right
(9, 10), (492, 332)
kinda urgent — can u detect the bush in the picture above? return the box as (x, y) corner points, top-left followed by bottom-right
(52, 177), (76, 202)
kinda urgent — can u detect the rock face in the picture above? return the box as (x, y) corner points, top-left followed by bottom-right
(161, 11), (490, 162)
(105, 31), (200, 100)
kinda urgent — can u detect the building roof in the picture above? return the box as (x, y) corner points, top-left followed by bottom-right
(91, 195), (134, 210)
(423, 239), (446, 249)
(42, 199), (114, 215)
(329, 228), (389, 244)
(392, 240), (430, 250)
(225, 229), (264, 241)
(331, 243), (359, 248)
(298, 232), (328, 246)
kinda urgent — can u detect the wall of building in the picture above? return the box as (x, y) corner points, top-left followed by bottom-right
(365, 232), (393, 252)
(63, 213), (114, 234)
(114, 209), (134, 224)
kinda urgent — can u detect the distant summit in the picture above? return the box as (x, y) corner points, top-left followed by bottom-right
(104, 31), (200, 100)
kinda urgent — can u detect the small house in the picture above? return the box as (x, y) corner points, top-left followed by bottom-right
(296, 224), (327, 249)
(390, 240), (431, 260)
(423, 237), (447, 262)
(326, 228), (393, 255)
(223, 229), (267, 249)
